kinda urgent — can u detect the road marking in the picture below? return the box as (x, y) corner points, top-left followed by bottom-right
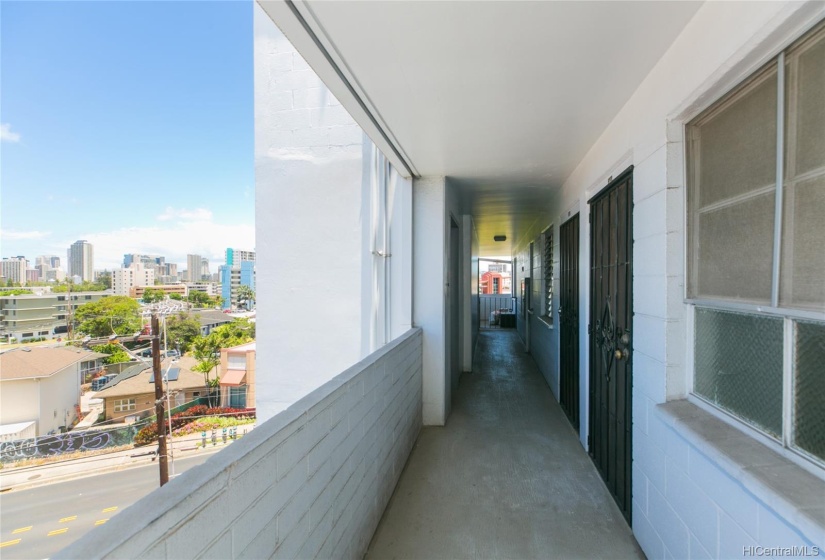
(0, 539), (21, 548)
(12, 526), (32, 534)
(102, 506), (118, 513)
(95, 519), (108, 526)
(59, 515), (77, 523)
(47, 528), (69, 537)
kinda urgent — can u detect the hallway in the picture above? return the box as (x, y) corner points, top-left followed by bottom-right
(366, 329), (644, 559)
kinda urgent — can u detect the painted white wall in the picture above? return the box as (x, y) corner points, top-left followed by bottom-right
(0, 379), (40, 433)
(534, 1), (825, 556)
(254, 4), (364, 420)
(0, 366), (79, 436)
(39, 367), (80, 434)
(413, 176), (446, 426)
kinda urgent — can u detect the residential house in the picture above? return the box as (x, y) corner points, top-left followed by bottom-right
(218, 341), (255, 409)
(61, 3), (825, 560)
(195, 309), (235, 336)
(0, 347), (105, 435)
(94, 357), (207, 422)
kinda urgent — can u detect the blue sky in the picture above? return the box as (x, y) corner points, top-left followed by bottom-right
(1, 0), (254, 270)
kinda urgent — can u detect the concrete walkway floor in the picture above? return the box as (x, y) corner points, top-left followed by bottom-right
(366, 329), (644, 559)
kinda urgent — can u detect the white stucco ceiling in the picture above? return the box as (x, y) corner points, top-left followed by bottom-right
(264, 0), (703, 255)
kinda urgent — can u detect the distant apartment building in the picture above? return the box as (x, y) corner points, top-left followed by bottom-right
(26, 268), (40, 283)
(480, 271), (512, 294)
(129, 284), (187, 299)
(36, 255), (61, 269)
(220, 261), (255, 310)
(123, 254), (176, 282)
(44, 268), (66, 282)
(0, 291), (110, 342)
(67, 240), (94, 282)
(1, 256), (28, 286)
(186, 282), (220, 297)
(112, 263), (155, 296)
(225, 248), (255, 265)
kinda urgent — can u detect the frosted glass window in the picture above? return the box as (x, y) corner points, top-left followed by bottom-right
(694, 308), (783, 437)
(780, 27), (825, 311)
(794, 321), (825, 462)
(688, 21), (825, 467)
(687, 68), (777, 303)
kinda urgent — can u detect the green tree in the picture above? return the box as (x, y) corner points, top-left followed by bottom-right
(0, 289), (33, 296)
(142, 288), (165, 304)
(74, 296), (141, 337)
(236, 285), (255, 310)
(190, 319), (255, 390)
(169, 293), (183, 301)
(165, 312), (201, 353)
(96, 272), (112, 290)
(187, 290), (216, 307)
(92, 343), (132, 364)
(52, 281), (107, 293)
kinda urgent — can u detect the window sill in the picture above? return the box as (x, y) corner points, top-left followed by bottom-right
(655, 400), (825, 545)
(536, 315), (554, 330)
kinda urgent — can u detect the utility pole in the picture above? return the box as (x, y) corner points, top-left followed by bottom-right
(152, 313), (169, 486)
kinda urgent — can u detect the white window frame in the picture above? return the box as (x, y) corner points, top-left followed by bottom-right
(113, 398), (136, 413)
(685, 21), (825, 471)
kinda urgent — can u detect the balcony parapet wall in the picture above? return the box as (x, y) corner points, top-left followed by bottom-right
(57, 328), (423, 560)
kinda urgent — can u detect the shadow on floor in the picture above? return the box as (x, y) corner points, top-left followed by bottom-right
(366, 329), (644, 559)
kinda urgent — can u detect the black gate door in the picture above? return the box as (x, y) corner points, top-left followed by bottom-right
(559, 214), (580, 432)
(588, 168), (633, 524)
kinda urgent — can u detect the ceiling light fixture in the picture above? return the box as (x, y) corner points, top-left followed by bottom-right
(494, 235), (506, 242)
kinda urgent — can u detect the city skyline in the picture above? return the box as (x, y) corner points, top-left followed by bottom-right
(0, 2), (255, 270)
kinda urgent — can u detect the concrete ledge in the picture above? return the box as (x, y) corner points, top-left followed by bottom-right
(656, 400), (825, 547)
(56, 328), (423, 560)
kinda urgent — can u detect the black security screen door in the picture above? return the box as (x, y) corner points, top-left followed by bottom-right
(588, 167), (633, 525)
(559, 213), (580, 432)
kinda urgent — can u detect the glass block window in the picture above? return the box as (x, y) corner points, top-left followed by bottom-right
(688, 21), (825, 468)
(544, 228), (554, 321)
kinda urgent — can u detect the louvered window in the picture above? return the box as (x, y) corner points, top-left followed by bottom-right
(544, 228), (554, 322)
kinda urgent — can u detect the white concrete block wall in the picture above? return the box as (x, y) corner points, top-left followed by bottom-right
(542, 1), (825, 557)
(57, 328), (423, 560)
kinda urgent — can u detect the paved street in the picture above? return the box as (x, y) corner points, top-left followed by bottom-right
(0, 454), (210, 560)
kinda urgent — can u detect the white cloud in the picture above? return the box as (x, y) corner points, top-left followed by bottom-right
(1, 229), (51, 240)
(67, 219), (254, 270)
(156, 207), (213, 222)
(0, 123), (21, 143)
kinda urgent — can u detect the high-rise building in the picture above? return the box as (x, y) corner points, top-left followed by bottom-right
(0, 257), (28, 285)
(112, 263), (155, 296)
(36, 255), (61, 269)
(186, 254), (205, 282)
(67, 240), (94, 282)
(225, 248), (255, 266)
(220, 261), (256, 310)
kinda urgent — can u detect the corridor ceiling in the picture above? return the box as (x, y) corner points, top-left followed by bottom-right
(260, 0), (703, 255)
